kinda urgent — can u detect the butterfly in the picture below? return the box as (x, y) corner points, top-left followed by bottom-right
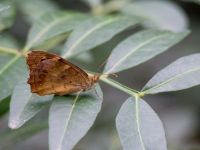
(26, 51), (99, 96)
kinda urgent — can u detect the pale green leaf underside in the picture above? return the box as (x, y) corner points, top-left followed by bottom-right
(116, 97), (167, 150)
(0, 34), (19, 49)
(0, 35), (22, 101)
(0, 1), (15, 32)
(104, 30), (189, 73)
(9, 83), (53, 129)
(62, 16), (139, 58)
(142, 53), (200, 94)
(0, 54), (13, 70)
(24, 11), (88, 51)
(49, 84), (103, 150)
(121, 1), (188, 32)
(16, 0), (59, 23)
(0, 56), (27, 101)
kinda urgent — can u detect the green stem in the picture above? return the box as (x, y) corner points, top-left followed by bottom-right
(0, 47), (20, 55)
(100, 75), (139, 97)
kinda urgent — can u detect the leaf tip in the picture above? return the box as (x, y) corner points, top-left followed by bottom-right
(8, 119), (23, 129)
(56, 146), (62, 150)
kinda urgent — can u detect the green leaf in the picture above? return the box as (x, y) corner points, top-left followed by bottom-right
(0, 34), (20, 55)
(9, 83), (53, 129)
(0, 35), (23, 101)
(0, 34), (19, 49)
(116, 97), (167, 150)
(104, 30), (189, 73)
(62, 16), (139, 58)
(0, 121), (47, 149)
(0, 54), (13, 69)
(49, 85), (103, 150)
(0, 56), (27, 101)
(35, 33), (69, 50)
(16, 0), (59, 23)
(121, 1), (188, 32)
(142, 53), (200, 95)
(0, 1), (15, 32)
(0, 96), (10, 117)
(24, 12), (88, 51)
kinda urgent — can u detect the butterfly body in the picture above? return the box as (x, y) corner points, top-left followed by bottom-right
(26, 51), (99, 96)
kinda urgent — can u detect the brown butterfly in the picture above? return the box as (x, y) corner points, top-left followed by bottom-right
(26, 51), (99, 96)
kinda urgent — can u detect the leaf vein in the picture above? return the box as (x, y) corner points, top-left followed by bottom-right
(24, 15), (72, 51)
(0, 55), (20, 76)
(106, 33), (170, 73)
(63, 18), (119, 58)
(58, 93), (80, 149)
(143, 67), (200, 94)
(135, 97), (145, 150)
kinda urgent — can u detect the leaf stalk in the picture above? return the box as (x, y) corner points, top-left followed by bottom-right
(0, 47), (21, 55)
(100, 75), (139, 97)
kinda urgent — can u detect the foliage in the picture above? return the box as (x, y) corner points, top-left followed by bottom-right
(0, 0), (199, 150)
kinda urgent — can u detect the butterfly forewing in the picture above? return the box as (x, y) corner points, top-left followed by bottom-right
(26, 51), (95, 96)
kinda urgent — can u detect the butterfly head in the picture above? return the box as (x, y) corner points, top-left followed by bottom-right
(89, 74), (100, 83)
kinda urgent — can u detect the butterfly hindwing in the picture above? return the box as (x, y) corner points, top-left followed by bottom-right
(27, 51), (92, 95)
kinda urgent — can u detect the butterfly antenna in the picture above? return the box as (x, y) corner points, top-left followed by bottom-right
(97, 55), (110, 72)
(102, 73), (118, 78)
(110, 73), (118, 77)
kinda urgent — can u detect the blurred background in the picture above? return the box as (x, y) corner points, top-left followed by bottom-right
(0, 0), (199, 149)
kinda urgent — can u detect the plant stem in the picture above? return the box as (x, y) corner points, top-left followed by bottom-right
(100, 75), (139, 97)
(0, 47), (20, 55)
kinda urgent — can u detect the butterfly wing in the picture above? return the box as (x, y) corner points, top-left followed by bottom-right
(27, 51), (56, 70)
(27, 51), (91, 96)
